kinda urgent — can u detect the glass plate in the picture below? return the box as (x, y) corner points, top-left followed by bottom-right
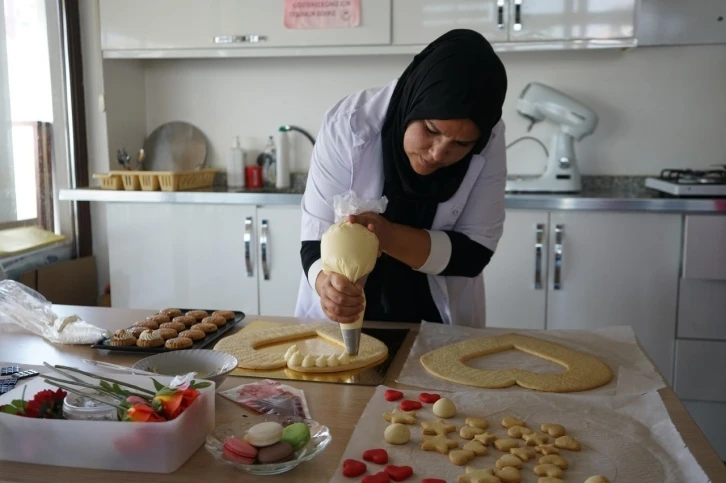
(205, 414), (332, 475)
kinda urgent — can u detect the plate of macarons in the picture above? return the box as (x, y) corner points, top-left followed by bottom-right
(205, 414), (332, 475)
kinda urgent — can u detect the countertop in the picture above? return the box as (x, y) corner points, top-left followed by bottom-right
(59, 176), (726, 213)
(0, 306), (724, 482)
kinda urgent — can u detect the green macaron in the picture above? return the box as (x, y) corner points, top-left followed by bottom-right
(280, 422), (311, 451)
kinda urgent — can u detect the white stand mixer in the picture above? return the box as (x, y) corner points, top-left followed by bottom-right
(505, 82), (598, 193)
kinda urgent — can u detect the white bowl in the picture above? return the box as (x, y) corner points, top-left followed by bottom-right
(132, 349), (238, 387)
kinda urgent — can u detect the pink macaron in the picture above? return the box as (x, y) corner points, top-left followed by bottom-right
(223, 437), (257, 464)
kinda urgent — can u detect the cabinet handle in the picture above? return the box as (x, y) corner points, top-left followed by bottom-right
(214, 35), (267, 44)
(534, 223), (544, 289)
(497, 0), (505, 30)
(260, 219), (270, 281)
(244, 217), (253, 277)
(514, 0), (523, 32)
(553, 224), (563, 290)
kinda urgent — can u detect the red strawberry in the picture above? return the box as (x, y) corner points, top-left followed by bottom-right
(384, 389), (403, 401)
(421, 479), (446, 483)
(399, 399), (422, 411)
(362, 448), (389, 465)
(362, 471), (390, 483)
(418, 392), (441, 404)
(342, 459), (366, 478)
(384, 464), (413, 481)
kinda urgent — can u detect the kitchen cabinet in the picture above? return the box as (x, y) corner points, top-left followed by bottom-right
(99, 0), (391, 52)
(485, 210), (681, 380)
(637, 0), (726, 47)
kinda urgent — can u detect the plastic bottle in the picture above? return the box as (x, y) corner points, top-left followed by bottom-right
(227, 136), (246, 188)
(258, 136), (276, 187)
(275, 126), (290, 189)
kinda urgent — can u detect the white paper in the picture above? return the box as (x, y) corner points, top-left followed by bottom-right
(330, 385), (709, 483)
(396, 322), (666, 396)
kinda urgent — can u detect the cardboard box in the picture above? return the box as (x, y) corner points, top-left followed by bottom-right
(18, 256), (98, 306)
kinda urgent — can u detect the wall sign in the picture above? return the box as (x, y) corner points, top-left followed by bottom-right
(284, 0), (361, 29)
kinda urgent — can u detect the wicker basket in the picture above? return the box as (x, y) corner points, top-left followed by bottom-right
(157, 169), (217, 192)
(92, 173), (123, 190)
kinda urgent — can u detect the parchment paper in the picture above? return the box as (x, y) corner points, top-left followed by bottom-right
(396, 323), (666, 396)
(330, 385), (709, 483)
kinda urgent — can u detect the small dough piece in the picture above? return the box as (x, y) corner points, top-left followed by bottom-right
(338, 352), (351, 365)
(457, 467), (500, 483)
(302, 354), (316, 368)
(315, 354), (327, 368)
(384, 423), (410, 445)
(539, 454), (568, 469)
(535, 444), (560, 455)
(538, 479), (565, 483)
(585, 477), (611, 483)
(533, 464), (563, 478)
(461, 426), (486, 439)
(466, 417), (489, 430)
(422, 419), (456, 436)
(433, 398), (457, 418)
(164, 336), (193, 350)
(462, 440), (488, 456)
(523, 432), (550, 446)
(507, 425), (533, 438)
(510, 446), (536, 461)
(494, 438), (520, 452)
(173, 315), (197, 327)
(192, 322), (217, 334)
(186, 310), (208, 320)
(495, 466), (521, 483)
(554, 435), (581, 451)
(449, 449), (476, 466)
(495, 454), (523, 469)
(289, 351), (304, 366)
(501, 417), (525, 428)
(473, 432), (498, 445)
(541, 423), (566, 438)
(421, 434), (458, 455)
(383, 408), (417, 425)
(327, 353), (340, 367)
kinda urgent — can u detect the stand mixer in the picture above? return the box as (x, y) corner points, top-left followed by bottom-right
(505, 82), (598, 193)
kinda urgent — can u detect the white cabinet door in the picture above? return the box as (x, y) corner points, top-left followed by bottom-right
(393, 0), (508, 45)
(106, 204), (259, 314)
(257, 206), (302, 317)
(484, 210), (548, 330)
(100, 0), (391, 51)
(509, 0), (636, 42)
(545, 212), (681, 380)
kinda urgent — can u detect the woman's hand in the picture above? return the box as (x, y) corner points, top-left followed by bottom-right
(348, 212), (394, 256)
(315, 271), (365, 323)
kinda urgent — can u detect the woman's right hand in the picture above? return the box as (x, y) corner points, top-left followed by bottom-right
(315, 272), (365, 323)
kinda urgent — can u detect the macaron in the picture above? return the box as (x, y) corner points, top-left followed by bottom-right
(222, 437), (257, 464)
(246, 421), (283, 447)
(257, 441), (294, 464)
(280, 422), (311, 451)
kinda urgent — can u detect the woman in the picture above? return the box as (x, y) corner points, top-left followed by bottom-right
(294, 29), (508, 327)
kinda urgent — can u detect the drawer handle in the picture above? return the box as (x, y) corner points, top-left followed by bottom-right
(244, 217), (253, 277)
(497, 0), (505, 30)
(514, 0), (523, 31)
(214, 35), (267, 44)
(260, 219), (270, 281)
(554, 224), (563, 290)
(534, 223), (544, 289)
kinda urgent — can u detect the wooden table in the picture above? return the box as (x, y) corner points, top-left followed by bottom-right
(0, 306), (723, 482)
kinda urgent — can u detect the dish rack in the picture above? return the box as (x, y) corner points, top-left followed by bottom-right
(92, 169), (217, 192)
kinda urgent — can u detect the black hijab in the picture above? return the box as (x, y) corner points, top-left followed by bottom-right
(364, 29), (508, 323)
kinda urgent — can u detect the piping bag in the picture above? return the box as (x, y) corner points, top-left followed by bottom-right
(320, 191), (388, 356)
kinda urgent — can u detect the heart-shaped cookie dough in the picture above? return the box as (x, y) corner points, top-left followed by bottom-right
(420, 333), (612, 392)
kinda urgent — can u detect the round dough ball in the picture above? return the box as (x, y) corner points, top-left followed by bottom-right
(432, 397), (457, 418)
(384, 423), (410, 445)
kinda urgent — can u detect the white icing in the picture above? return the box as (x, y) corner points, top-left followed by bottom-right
(289, 351), (303, 366)
(138, 330), (161, 341)
(327, 353), (340, 367)
(283, 344), (298, 361)
(338, 352), (351, 365)
(315, 354), (327, 368)
(302, 354), (315, 368)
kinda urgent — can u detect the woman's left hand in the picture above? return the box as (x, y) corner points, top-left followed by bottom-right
(348, 213), (393, 255)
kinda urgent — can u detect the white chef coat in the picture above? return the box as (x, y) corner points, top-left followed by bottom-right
(294, 79), (507, 327)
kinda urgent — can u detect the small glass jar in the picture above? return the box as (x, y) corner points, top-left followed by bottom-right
(62, 392), (118, 421)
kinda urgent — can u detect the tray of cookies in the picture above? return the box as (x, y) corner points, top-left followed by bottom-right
(91, 308), (245, 353)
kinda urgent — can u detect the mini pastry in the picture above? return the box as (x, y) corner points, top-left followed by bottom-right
(212, 310), (235, 320)
(280, 422), (310, 451)
(159, 308), (183, 318)
(222, 437), (257, 464)
(192, 322), (217, 334)
(109, 330), (136, 347)
(129, 326), (148, 338)
(179, 329), (205, 341)
(173, 315), (197, 327)
(154, 328), (178, 340)
(246, 421), (283, 447)
(146, 314), (170, 324)
(165, 336), (193, 350)
(257, 441), (294, 464)
(202, 315), (226, 327)
(160, 321), (186, 332)
(186, 310), (209, 320)
(133, 319), (159, 330)
(136, 329), (164, 348)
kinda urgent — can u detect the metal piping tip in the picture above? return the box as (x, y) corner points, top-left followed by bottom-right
(342, 328), (361, 356)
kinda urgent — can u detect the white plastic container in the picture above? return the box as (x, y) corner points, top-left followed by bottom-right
(0, 373), (215, 473)
(275, 127), (290, 189)
(226, 135), (246, 188)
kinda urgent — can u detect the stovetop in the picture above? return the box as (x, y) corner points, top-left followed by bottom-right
(645, 169), (726, 197)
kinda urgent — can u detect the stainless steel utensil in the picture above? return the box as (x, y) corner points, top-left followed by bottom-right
(142, 121), (207, 172)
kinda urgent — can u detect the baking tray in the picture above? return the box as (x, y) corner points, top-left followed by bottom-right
(229, 327), (410, 386)
(90, 309), (246, 354)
